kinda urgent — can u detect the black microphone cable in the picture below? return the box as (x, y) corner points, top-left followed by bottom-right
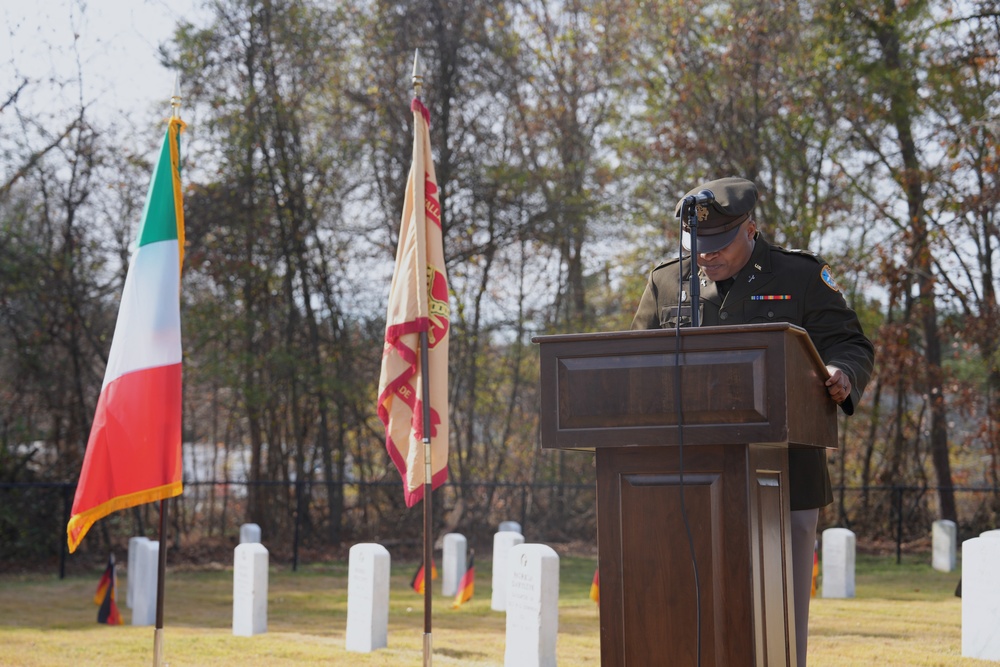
(674, 198), (702, 667)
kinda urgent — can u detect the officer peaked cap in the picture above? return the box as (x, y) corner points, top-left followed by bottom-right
(677, 177), (758, 253)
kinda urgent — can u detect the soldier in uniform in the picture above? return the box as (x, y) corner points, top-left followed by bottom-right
(631, 176), (875, 667)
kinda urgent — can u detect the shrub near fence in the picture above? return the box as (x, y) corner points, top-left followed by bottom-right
(2, 481), (998, 576)
(828, 485), (1000, 562)
(0, 480), (599, 576)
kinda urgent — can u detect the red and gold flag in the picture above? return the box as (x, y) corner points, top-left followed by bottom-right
(590, 567), (600, 604)
(66, 117), (186, 553)
(377, 97), (450, 507)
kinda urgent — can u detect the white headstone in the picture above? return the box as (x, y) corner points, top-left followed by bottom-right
(131, 539), (159, 625)
(979, 529), (1000, 540)
(821, 527), (856, 599)
(504, 544), (559, 667)
(932, 519), (957, 572)
(962, 536), (1000, 660)
(345, 544), (390, 653)
(499, 521), (522, 534)
(491, 531), (526, 611)
(240, 522), (262, 544)
(127, 536), (151, 609)
(442, 533), (467, 597)
(233, 542), (269, 636)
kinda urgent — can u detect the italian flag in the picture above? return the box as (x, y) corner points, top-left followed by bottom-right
(67, 117), (186, 553)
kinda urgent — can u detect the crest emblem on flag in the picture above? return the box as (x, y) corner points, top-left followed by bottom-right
(428, 265), (449, 346)
(377, 98), (450, 508)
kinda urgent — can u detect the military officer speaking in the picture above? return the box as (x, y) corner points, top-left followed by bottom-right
(631, 176), (875, 667)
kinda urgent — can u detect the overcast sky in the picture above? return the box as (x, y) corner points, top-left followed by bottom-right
(2, 0), (203, 128)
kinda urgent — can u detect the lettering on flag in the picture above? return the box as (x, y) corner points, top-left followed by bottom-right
(377, 97), (450, 507)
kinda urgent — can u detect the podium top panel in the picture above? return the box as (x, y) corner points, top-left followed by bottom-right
(534, 323), (837, 450)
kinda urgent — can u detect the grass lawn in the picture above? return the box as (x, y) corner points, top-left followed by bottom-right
(0, 553), (996, 666)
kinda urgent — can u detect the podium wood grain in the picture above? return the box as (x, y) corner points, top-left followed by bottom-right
(534, 324), (836, 667)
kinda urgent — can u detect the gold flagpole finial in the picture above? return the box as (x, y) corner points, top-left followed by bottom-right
(170, 74), (182, 119)
(412, 49), (423, 98)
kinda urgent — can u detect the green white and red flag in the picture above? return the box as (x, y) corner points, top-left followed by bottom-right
(67, 116), (186, 553)
(377, 98), (450, 507)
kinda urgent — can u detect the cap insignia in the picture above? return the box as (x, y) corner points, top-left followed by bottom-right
(696, 204), (709, 222)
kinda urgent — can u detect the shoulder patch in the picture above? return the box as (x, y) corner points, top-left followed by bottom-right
(820, 264), (840, 292)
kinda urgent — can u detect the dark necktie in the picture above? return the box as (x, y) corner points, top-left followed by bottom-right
(718, 277), (735, 299)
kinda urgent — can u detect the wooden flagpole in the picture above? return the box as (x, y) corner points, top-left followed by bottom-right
(413, 48), (434, 667)
(153, 77), (183, 667)
(152, 498), (168, 667)
(421, 331), (433, 667)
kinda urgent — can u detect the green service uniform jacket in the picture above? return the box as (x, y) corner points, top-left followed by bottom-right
(630, 234), (875, 510)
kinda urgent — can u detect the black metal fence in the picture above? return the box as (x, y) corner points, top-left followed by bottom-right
(826, 485), (1000, 563)
(2, 480), (998, 577)
(0, 479), (598, 577)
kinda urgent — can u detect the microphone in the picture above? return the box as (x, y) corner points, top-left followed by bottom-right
(684, 189), (715, 206)
(679, 189), (714, 328)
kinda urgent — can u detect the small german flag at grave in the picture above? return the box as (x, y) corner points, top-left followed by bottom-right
(452, 552), (475, 609)
(95, 553), (123, 625)
(411, 559), (438, 594)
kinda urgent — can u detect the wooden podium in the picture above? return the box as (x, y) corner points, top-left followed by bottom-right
(534, 323), (837, 667)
